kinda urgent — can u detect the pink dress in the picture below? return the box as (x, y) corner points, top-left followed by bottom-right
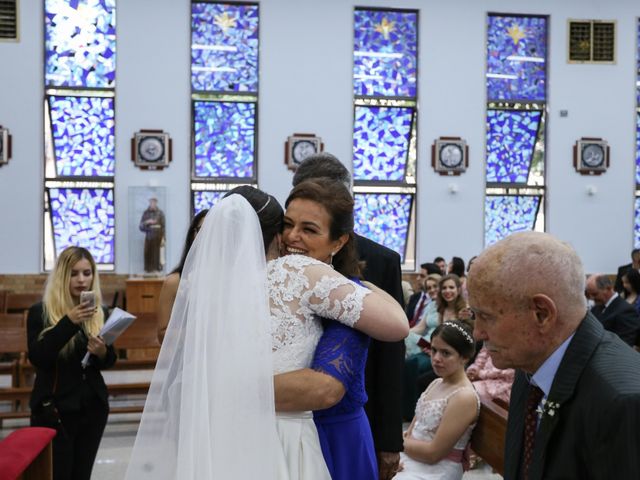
(466, 347), (514, 406)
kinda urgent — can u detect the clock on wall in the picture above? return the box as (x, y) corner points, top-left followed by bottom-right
(573, 137), (609, 175)
(0, 126), (12, 167)
(285, 133), (324, 171)
(432, 137), (468, 175)
(131, 130), (172, 170)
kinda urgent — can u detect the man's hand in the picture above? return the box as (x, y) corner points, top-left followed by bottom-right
(378, 451), (400, 480)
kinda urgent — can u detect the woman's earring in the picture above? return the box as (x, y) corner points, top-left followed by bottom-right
(329, 251), (336, 268)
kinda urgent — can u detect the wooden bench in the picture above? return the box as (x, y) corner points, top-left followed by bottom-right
(0, 313), (27, 388)
(0, 427), (56, 480)
(112, 312), (160, 369)
(470, 394), (508, 475)
(4, 293), (42, 315)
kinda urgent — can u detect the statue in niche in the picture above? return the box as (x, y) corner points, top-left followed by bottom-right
(138, 196), (165, 274)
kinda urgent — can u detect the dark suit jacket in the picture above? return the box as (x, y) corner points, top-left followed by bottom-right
(504, 314), (640, 480)
(614, 263), (632, 293)
(27, 302), (116, 413)
(590, 295), (640, 346)
(405, 291), (424, 322)
(356, 234), (405, 453)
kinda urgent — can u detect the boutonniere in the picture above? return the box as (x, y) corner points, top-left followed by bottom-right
(536, 398), (560, 418)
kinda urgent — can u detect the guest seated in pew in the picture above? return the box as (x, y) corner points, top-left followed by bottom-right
(465, 346), (514, 407)
(395, 320), (479, 480)
(621, 267), (640, 316)
(156, 208), (208, 343)
(27, 246), (116, 480)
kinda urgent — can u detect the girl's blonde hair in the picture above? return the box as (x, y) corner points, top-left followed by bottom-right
(42, 246), (104, 355)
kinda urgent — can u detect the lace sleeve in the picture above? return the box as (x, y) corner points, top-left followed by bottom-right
(299, 262), (371, 328)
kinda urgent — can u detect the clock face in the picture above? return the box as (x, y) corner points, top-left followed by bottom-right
(138, 136), (165, 162)
(581, 144), (604, 168)
(292, 140), (318, 164)
(439, 143), (463, 168)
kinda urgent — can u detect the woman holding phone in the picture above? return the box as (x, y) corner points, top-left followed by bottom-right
(28, 246), (116, 480)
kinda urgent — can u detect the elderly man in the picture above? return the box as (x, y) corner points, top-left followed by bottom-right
(468, 232), (640, 480)
(586, 274), (640, 346)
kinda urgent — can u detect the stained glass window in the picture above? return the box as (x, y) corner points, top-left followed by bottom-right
(193, 100), (256, 178)
(484, 14), (547, 245)
(193, 190), (225, 215)
(636, 196), (640, 248)
(486, 15), (547, 102)
(46, 187), (115, 265)
(191, 2), (259, 93)
(44, 0), (116, 270)
(352, 8), (417, 270)
(635, 20), (640, 247)
(636, 113), (640, 186)
(353, 105), (414, 181)
(485, 195), (541, 246)
(48, 95), (115, 177)
(353, 9), (417, 98)
(486, 109), (542, 184)
(354, 193), (413, 262)
(45, 0), (116, 88)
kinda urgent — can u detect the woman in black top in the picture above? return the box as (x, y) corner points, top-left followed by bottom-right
(28, 246), (116, 480)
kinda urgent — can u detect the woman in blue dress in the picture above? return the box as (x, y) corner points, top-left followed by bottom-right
(276, 178), (397, 479)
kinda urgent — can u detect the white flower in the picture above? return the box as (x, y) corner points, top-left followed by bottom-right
(537, 399), (560, 418)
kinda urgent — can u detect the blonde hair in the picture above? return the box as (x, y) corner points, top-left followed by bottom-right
(42, 247), (104, 355)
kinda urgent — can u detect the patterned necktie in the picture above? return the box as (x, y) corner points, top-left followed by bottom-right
(410, 294), (427, 327)
(522, 384), (544, 480)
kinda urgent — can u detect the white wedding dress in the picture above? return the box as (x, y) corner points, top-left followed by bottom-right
(124, 195), (371, 480)
(267, 254), (371, 480)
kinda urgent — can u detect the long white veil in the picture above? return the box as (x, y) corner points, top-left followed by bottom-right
(125, 195), (278, 480)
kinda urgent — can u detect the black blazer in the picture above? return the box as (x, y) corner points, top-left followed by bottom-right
(356, 234), (405, 453)
(405, 291), (424, 321)
(590, 295), (640, 346)
(27, 302), (116, 413)
(504, 314), (640, 480)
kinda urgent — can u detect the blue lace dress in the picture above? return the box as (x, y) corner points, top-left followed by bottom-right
(312, 319), (378, 480)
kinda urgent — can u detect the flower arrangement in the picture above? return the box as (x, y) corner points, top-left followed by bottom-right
(536, 398), (560, 418)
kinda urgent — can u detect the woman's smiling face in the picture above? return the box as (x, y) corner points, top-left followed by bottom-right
(440, 279), (459, 304)
(282, 198), (342, 264)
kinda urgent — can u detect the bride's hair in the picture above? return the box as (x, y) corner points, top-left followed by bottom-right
(225, 186), (283, 252)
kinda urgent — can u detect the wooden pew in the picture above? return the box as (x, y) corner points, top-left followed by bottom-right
(112, 311), (161, 369)
(5, 293), (42, 315)
(470, 394), (508, 475)
(0, 427), (56, 480)
(0, 315), (28, 393)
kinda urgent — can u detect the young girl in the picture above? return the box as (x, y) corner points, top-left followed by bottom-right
(395, 321), (479, 480)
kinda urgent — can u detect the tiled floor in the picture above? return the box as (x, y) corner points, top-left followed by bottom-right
(1, 370), (503, 479)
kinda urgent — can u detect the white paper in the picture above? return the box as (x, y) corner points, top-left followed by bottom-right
(81, 307), (137, 367)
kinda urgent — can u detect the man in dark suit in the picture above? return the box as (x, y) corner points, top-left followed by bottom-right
(468, 232), (640, 480)
(614, 248), (640, 293)
(278, 152), (406, 480)
(586, 274), (640, 346)
(405, 262), (441, 325)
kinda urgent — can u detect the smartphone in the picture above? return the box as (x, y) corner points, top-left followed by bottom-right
(80, 291), (96, 308)
(416, 337), (431, 350)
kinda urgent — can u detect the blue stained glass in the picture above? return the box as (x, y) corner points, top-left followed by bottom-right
(484, 195), (540, 246)
(354, 193), (412, 262)
(353, 9), (417, 98)
(353, 105), (413, 181)
(486, 109), (541, 184)
(49, 95), (115, 177)
(45, 0), (116, 88)
(192, 3), (259, 93)
(49, 187), (115, 264)
(193, 100), (255, 178)
(487, 15), (547, 101)
(635, 197), (640, 248)
(636, 113), (640, 185)
(193, 191), (225, 215)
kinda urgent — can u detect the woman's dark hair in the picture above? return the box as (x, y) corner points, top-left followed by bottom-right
(623, 268), (640, 295)
(172, 209), (209, 275)
(431, 319), (475, 359)
(225, 186), (284, 253)
(467, 255), (477, 273)
(285, 178), (361, 279)
(449, 256), (466, 277)
(436, 274), (467, 317)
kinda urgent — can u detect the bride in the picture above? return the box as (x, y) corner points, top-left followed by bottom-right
(125, 187), (408, 479)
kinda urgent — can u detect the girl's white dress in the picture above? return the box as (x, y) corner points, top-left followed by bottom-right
(267, 254), (371, 480)
(395, 380), (480, 480)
